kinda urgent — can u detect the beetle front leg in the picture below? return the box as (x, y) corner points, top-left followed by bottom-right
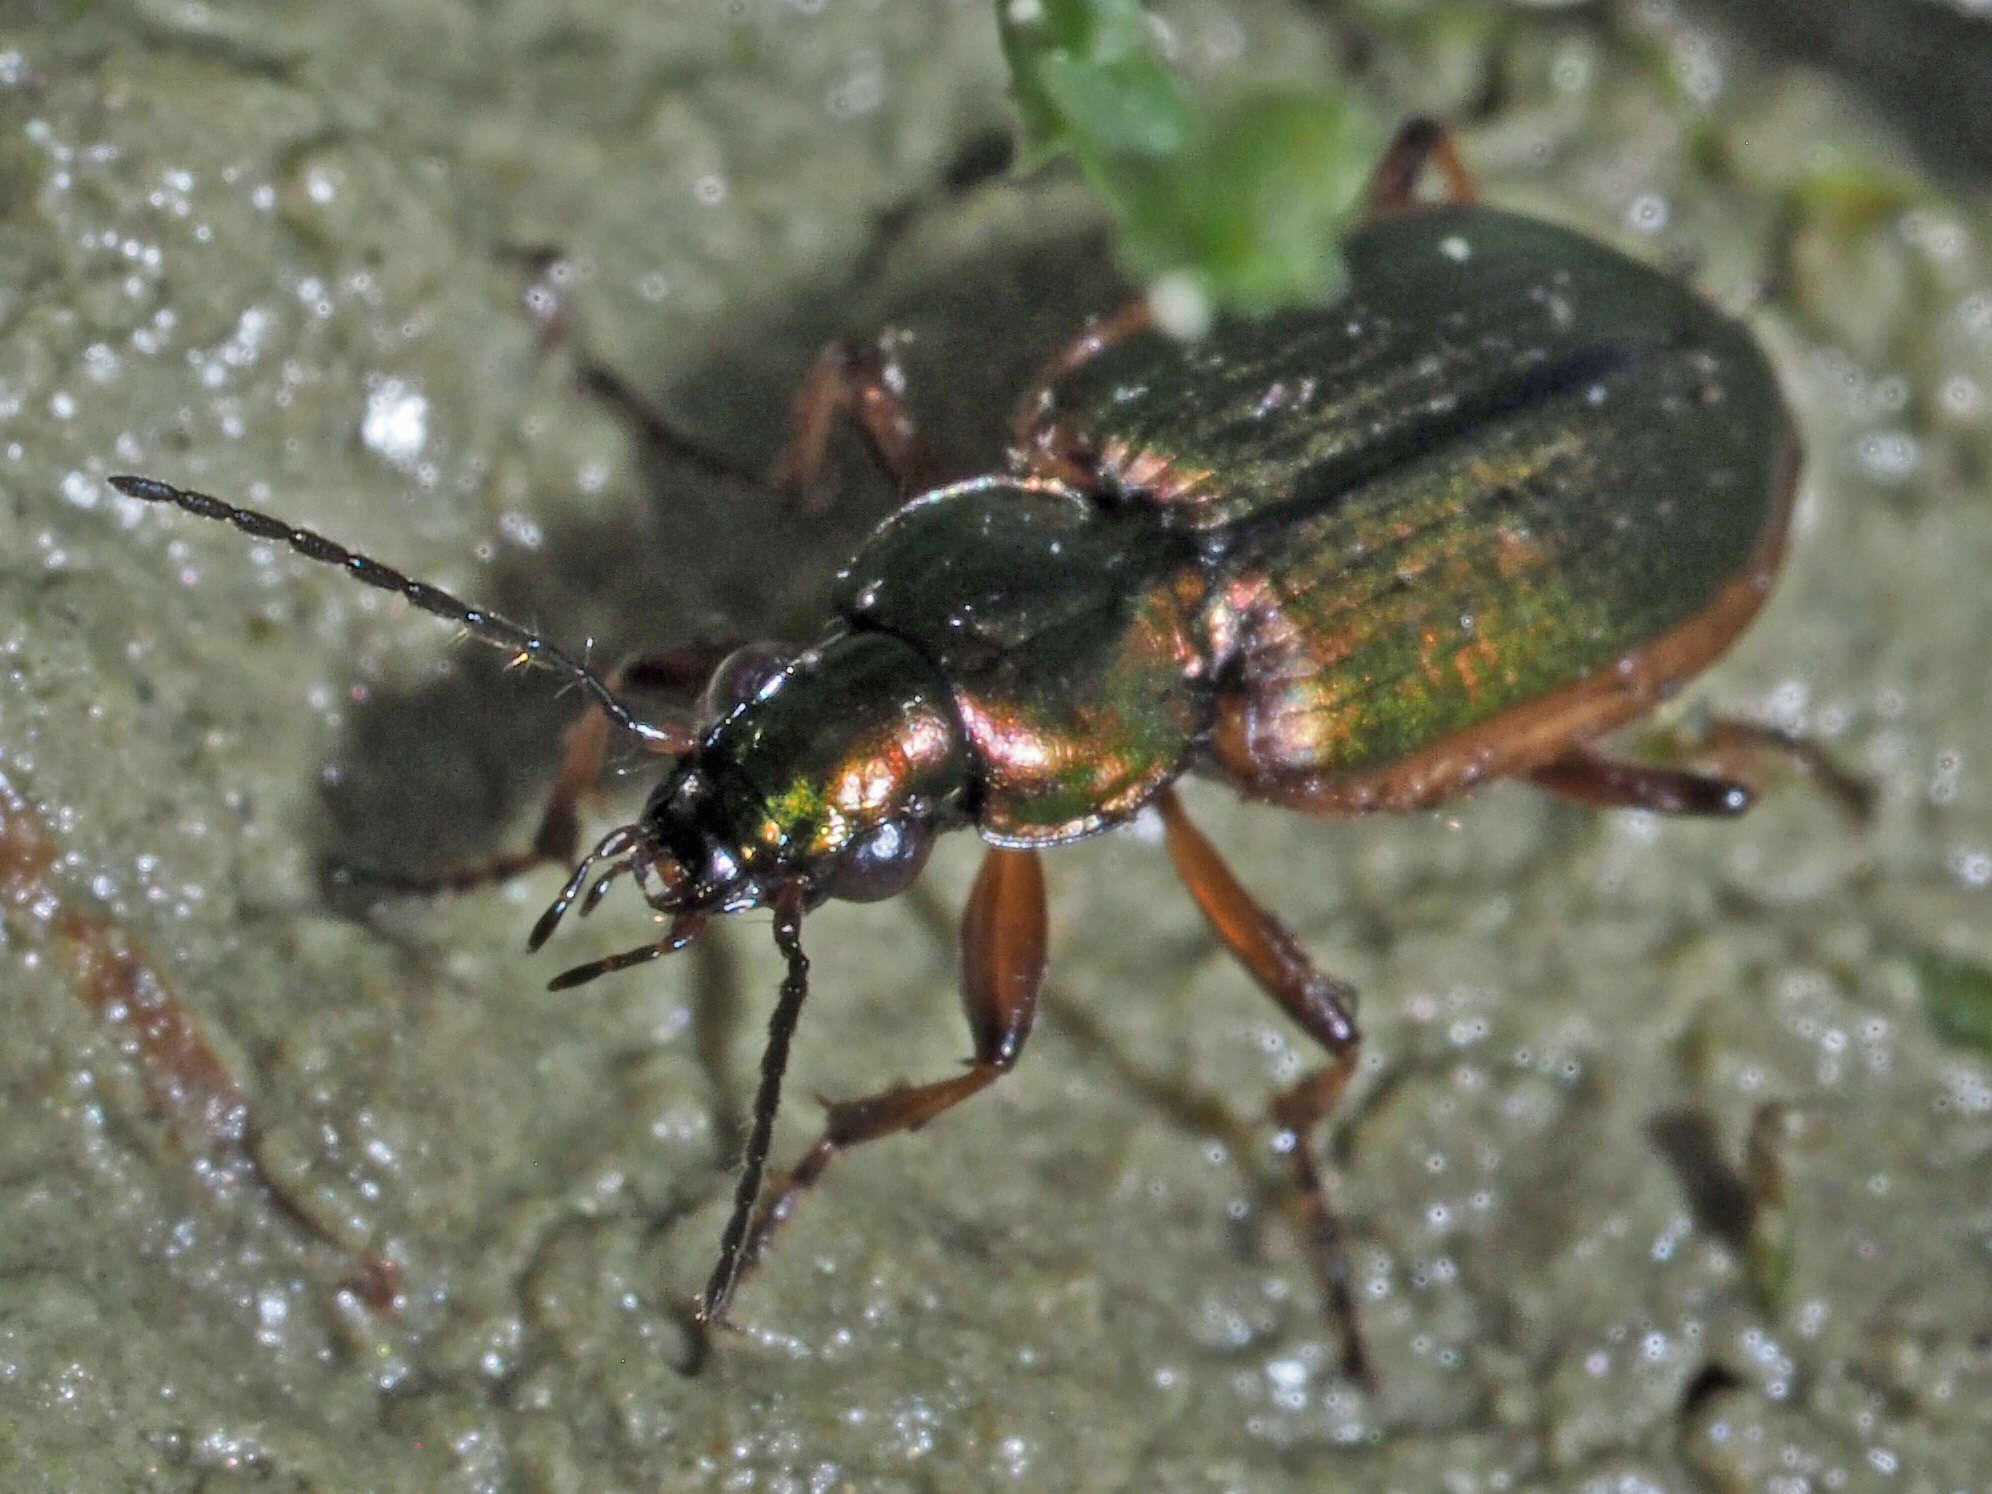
(333, 646), (724, 899)
(569, 323), (940, 506)
(1155, 789), (1372, 1386)
(499, 248), (767, 487)
(568, 356), (770, 487)
(724, 845), (1048, 1306)
(512, 250), (916, 498)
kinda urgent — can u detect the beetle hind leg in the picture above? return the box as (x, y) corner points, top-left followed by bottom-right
(1527, 722), (1872, 821)
(1664, 718), (1873, 820)
(1363, 116), (1480, 221)
(1156, 789), (1373, 1386)
(710, 845), (1048, 1320)
(1526, 744), (1754, 816)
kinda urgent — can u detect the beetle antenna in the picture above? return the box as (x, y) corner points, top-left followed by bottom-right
(108, 475), (695, 755)
(696, 882), (810, 1328)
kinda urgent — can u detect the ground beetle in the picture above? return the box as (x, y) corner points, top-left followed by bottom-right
(110, 119), (1809, 1378)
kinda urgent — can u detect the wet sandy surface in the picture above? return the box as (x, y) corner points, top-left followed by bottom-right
(1, 2), (1988, 1488)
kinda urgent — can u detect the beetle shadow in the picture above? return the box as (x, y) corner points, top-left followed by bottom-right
(1645, 1106), (1755, 1254)
(311, 174), (1127, 908)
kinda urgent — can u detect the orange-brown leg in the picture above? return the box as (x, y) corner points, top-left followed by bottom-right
(1528, 722), (1872, 821)
(510, 249), (938, 501)
(1363, 115), (1480, 221)
(768, 331), (939, 509)
(709, 845), (1049, 1321)
(1156, 789), (1372, 1385)
(500, 246), (762, 487)
(1008, 299), (1160, 484)
(1680, 718), (1874, 820)
(1527, 745), (1753, 817)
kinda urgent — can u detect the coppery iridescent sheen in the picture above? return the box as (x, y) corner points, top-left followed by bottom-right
(833, 478), (1210, 845)
(1037, 204), (1793, 804)
(699, 630), (969, 866)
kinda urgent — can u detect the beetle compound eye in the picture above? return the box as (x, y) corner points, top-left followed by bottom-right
(701, 642), (792, 724)
(822, 817), (933, 903)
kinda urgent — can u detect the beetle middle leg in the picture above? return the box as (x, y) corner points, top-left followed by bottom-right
(1155, 789), (1373, 1386)
(767, 331), (940, 508)
(1009, 298), (1158, 484)
(706, 844), (1049, 1324)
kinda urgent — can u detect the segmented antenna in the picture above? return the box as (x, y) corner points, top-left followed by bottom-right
(108, 475), (694, 754)
(697, 882), (810, 1328)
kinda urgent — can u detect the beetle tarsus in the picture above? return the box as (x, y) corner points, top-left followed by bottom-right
(1270, 1049), (1372, 1388)
(1680, 718), (1874, 821)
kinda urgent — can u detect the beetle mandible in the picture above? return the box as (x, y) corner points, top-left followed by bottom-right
(110, 119), (1805, 1378)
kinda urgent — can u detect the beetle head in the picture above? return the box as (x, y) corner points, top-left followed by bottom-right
(529, 629), (969, 981)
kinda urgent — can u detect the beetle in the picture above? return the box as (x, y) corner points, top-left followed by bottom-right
(108, 118), (1806, 1378)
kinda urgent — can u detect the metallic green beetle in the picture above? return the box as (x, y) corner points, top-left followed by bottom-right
(111, 119), (1799, 1377)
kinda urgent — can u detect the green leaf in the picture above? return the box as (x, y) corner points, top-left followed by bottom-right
(999, 0), (1167, 159)
(1119, 91), (1381, 310)
(1903, 944), (1992, 1052)
(1032, 53), (1196, 160)
(996, 0), (1379, 312)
